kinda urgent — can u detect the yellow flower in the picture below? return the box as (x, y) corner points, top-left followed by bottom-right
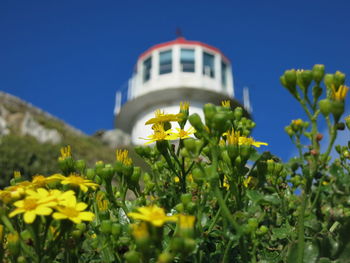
(128, 205), (178, 227)
(291, 119), (303, 126)
(52, 195), (94, 224)
(223, 176), (230, 190)
(180, 101), (190, 111)
(31, 174), (64, 188)
(224, 129), (268, 148)
(9, 192), (57, 224)
(243, 176), (253, 188)
(1, 181), (32, 201)
(332, 85), (349, 101)
(221, 100), (231, 108)
(13, 171), (21, 179)
(145, 109), (183, 125)
(170, 126), (196, 139)
(131, 222), (149, 240)
(116, 149), (132, 166)
(26, 188), (75, 206)
(174, 176), (180, 183)
(224, 129), (240, 145)
(60, 174), (98, 193)
(59, 145), (71, 161)
(178, 214), (196, 229)
(96, 192), (109, 212)
(239, 136), (268, 148)
(141, 123), (177, 145)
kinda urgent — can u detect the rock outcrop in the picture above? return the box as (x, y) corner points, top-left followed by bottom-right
(0, 91), (85, 143)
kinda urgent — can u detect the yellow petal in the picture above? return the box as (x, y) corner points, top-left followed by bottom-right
(53, 212), (67, 220)
(78, 212), (94, 221)
(76, 202), (88, 211)
(9, 208), (24, 218)
(35, 206), (52, 215)
(24, 211), (36, 224)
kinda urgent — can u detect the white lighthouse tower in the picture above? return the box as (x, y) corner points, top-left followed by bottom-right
(114, 37), (250, 144)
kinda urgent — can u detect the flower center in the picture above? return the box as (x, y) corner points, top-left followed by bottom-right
(23, 199), (38, 210)
(61, 207), (79, 217)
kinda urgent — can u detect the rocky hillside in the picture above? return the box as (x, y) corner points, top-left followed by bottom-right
(0, 91), (135, 187)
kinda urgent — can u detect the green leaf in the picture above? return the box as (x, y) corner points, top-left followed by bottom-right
(272, 224), (292, 240)
(262, 194), (281, 206)
(246, 190), (264, 203)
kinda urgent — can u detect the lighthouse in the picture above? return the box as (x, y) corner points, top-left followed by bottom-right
(114, 37), (250, 144)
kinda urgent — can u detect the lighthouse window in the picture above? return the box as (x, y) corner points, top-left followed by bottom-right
(159, 50), (172, 75)
(180, 49), (195, 72)
(221, 61), (227, 88)
(203, 52), (215, 78)
(143, 57), (152, 82)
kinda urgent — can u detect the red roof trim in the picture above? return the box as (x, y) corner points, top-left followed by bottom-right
(138, 37), (230, 63)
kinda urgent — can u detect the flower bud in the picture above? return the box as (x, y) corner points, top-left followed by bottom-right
(86, 168), (95, 180)
(100, 165), (115, 181)
(157, 252), (173, 263)
(181, 193), (192, 205)
(281, 71), (297, 96)
(256, 225), (268, 236)
(324, 74), (334, 88)
(312, 64), (325, 83)
(189, 114), (205, 132)
(235, 156), (242, 167)
(75, 160), (86, 173)
(234, 107), (243, 120)
(227, 144), (239, 160)
(186, 202), (196, 214)
(284, 126), (294, 137)
(318, 99), (332, 116)
(334, 71), (346, 88)
(284, 69), (297, 88)
(192, 167), (205, 183)
(203, 103), (217, 126)
(297, 70), (313, 94)
(124, 251), (141, 263)
(213, 112), (228, 133)
(331, 100), (345, 122)
(175, 203), (184, 213)
(100, 220), (112, 234)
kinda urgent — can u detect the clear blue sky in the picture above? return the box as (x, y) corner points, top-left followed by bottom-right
(1, 0), (349, 160)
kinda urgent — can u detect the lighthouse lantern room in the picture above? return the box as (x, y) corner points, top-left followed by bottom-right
(114, 37), (249, 144)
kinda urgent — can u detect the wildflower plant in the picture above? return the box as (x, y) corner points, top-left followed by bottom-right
(0, 64), (349, 262)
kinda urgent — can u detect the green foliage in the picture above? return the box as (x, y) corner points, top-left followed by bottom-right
(0, 133), (115, 188)
(0, 64), (349, 262)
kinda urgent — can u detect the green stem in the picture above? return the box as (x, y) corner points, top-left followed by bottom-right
(322, 125), (337, 163)
(222, 238), (234, 263)
(213, 187), (240, 232)
(207, 191), (230, 234)
(296, 189), (307, 263)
